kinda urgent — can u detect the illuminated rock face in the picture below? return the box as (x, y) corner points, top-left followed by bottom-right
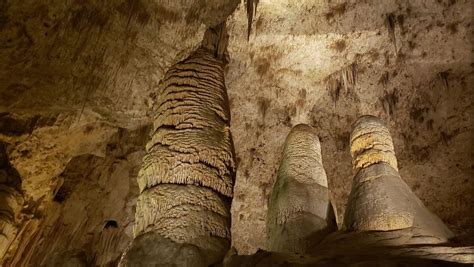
(344, 116), (453, 240)
(123, 45), (236, 266)
(267, 124), (336, 254)
(226, 1), (474, 253)
(257, 116), (470, 265)
(266, 116), (455, 244)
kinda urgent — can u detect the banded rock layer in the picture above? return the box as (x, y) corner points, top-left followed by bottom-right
(344, 116), (453, 242)
(126, 47), (235, 266)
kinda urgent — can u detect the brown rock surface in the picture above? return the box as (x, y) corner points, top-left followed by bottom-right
(227, 0), (474, 253)
(0, 0), (472, 262)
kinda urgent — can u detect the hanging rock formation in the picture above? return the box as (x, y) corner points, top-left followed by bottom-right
(0, 0), (241, 264)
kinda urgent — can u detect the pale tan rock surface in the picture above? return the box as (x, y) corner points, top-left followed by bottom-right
(124, 44), (236, 266)
(0, 0), (472, 262)
(0, 0), (238, 264)
(344, 115), (453, 241)
(226, 0), (473, 253)
(267, 124), (337, 254)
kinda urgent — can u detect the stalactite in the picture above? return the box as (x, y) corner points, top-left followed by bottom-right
(326, 63), (357, 103)
(245, 0), (259, 40)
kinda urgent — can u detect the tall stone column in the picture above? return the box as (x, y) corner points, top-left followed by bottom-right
(122, 27), (235, 266)
(344, 115), (453, 243)
(267, 124), (337, 254)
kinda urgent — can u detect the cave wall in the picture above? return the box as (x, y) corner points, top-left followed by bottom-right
(0, 0), (239, 264)
(0, 0), (472, 262)
(226, 0), (473, 253)
(0, 0), (237, 121)
(0, 117), (149, 265)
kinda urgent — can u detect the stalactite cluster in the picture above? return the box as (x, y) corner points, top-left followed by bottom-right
(0, 0), (472, 265)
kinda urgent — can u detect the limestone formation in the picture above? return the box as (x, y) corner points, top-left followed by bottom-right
(349, 115), (398, 172)
(344, 115), (453, 241)
(0, 0), (472, 264)
(267, 124), (337, 254)
(241, 116), (472, 265)
(123, 26), (235, 266)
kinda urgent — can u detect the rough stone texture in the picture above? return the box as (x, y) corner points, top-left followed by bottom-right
(138, 49), (235, 197)
(344, 115), (452, 242)
(267, 124), (337, 253)
(126, 45), (236, 266)
(0, 0), (238, 122)
(1, 125), (148, 266)
(120, 231), (218, 267)
(0, 112), (142, 264)
(261, 116), (463, 264)
(0, 0), (472, 261)
(350, 115), (398, 172)
(0, 143), (23, 259)
(224, 229), (474, 266)
(0, 0), (239, 264)
(227, 0), (474, 253)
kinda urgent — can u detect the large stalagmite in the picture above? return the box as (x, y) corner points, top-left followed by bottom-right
(344, 115), (453, 241)
(122, 26), (235, 266)
(227, 116), (473, 266)
(267, 124), (337, 253)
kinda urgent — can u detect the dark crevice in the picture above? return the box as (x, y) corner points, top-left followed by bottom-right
(0, 142), (22, 190)
(104, 220), (119, 229)
(173, 61), (223, 77)
(144, 182), (233, 206)
(163, 72), (225, 89)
